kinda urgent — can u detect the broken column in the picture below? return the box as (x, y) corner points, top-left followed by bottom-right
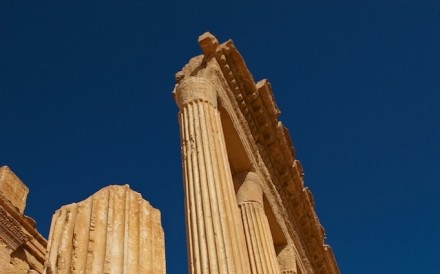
(44, 185), (165, 274)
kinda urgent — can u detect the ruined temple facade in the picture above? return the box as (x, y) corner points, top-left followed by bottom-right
(0, 33), (338, 273)
(173, 32), (338, 274)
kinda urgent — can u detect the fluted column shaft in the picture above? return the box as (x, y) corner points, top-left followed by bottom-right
(236, 172), (280, 274)
(176, 76), (250, 274)
(44, 185), (165, 274)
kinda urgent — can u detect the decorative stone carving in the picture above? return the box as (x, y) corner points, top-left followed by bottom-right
(0, 166), (47, 274)
(0, 206), (28, 250)
(44, 185), (165, 274)
(176, 76), (217, 108)
(175, 76), (251, 274)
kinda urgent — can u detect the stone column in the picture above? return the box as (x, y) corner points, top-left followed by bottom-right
(44, 185), (165, 274)
(236, 172), (280, 274)
(176, 76), (250, 274)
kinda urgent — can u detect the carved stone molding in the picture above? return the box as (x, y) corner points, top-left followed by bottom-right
(0, 166), (47, 273)
(175, 76), (218, 109)
(0, 207), (28, 250)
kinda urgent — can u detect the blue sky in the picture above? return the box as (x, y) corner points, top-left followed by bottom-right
(1, 1), (439, 273)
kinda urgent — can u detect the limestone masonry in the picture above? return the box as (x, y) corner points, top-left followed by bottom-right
(0, 166), (46, 273)
(0, 33), (339, 273)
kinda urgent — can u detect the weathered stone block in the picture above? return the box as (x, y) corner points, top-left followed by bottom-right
(0, 166), (28, 213)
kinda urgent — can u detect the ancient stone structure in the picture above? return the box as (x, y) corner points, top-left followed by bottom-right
(0, 166), (46, 273)
(176, 76), (251, 274)
(1, 32), (339, 274)
(173, 33), (339, 274)
(44, 185), (165, 274)
(236, 172), (281, 274)
(0, 168), (165, 274)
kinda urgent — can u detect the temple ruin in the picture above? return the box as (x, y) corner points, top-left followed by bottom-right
(0, 33), (339, 273)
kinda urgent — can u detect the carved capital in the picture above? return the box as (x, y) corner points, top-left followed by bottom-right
(235, 172), (264, 205)
(175, 76), (217, 109)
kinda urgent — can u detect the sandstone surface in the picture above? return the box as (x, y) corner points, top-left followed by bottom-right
(44, 185), (165, 274)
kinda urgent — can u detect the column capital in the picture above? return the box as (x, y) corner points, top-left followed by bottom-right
(278, 244), (297, 273)
(235, 172), (264, 205)
(175, 76), (217, 109)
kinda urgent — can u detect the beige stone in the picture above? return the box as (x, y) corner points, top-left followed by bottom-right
(0, 166), (47, 274)
(0, 166), (28, 213)
(1, 31), (340, 274)
(176, 76), (218, 108)
(173, 32), (339, 274)
(236, 172), (280, 274)
(44, 185), (165, 274)
(277, 244), (297, 273)
(176, 76), (251, 274)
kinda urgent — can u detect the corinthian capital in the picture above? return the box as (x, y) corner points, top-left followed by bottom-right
(175, 76), (217, 109)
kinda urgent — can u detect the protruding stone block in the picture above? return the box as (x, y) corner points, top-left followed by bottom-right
(198, 32), (219, 57)
(0, 166), (28, 213)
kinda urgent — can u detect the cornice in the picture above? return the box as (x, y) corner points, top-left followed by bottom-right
(0, 192), (47, 265)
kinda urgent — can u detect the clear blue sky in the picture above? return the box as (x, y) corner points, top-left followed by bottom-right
(1, 1), (439, 273)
